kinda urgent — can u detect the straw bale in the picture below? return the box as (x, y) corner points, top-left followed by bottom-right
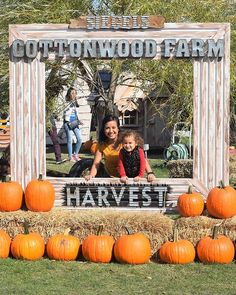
(0, 209), (174, 255)
(175, 216), (236, 245)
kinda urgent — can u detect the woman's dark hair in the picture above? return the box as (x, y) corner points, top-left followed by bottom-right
(99, 115), (120, 143)
(65, 87), (76, 101)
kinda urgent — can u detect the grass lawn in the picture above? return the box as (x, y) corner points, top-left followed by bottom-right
(0, 259), (236, 295)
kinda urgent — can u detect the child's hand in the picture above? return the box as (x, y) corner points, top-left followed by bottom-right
(85, 175), (93, 181)
(120, 176), (128, 183)
(147, 173), (156, 182)
(134, 176), (141, 182)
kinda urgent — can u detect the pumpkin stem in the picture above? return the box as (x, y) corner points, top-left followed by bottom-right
(97, 224), (104, 236)
(187, 185), (193, 194)
(219, 180), (225, 189)
(212, 223), (222, 239)
(38, 174), (43, 181)
(125, 227), (132, 235)
(173, 227), (179, 242)
(23, 220), (30, 235)
(64, 228), (71, 235)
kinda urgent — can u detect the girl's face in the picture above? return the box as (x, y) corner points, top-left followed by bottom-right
(123, 135), (136, 152)
(70, 89), (77, 100)
(104, 120), (119, 142)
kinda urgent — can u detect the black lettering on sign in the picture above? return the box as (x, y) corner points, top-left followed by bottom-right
(64, 183), (169, 208)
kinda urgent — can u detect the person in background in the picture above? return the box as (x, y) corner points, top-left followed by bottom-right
(85, 114), (156, 181)
(47, 113), (66, 165)
(63, 87), (83, 162)
(118, 130), (146, 183)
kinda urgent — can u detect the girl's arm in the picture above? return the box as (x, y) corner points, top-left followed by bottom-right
(84, 149), (103, 180)
(145, 158), (156, 182)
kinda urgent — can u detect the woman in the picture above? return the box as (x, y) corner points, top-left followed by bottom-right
(85, 115), (156, 181)
(63, 87), (83, 162)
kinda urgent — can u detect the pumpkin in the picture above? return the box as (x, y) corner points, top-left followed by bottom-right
(11, 222), (45, 260)
(90, 142), (98, 154)
(197, 223), (235, 264)
(25, 174), (55, 212)
(206, 181), (236, 219)
(82, 225), (115, 263)
(177, 185), (204, 217)
(114, 228), (151, 264)
(46, 228), (80, 261)
(83, 137), (94, 152)
(0, 230), (11, 258)
(159, 227), (195, 264)
(0, 176), (23, 211)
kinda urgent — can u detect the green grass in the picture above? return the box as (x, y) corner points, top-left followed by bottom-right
(0, 259), (236, 295)
(46, 145), (169, 178)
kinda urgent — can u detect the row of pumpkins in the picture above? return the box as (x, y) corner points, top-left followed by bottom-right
(0, 173), (236, 220)
(0, 223), (235, 265)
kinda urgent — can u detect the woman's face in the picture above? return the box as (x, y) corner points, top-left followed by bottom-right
(104, 120), (119, 142)
(70, 89), (77, 100)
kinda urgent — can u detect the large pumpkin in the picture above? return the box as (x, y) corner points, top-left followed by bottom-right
(46, 229), (80, 261)
(197, 224), (235, 264)
(0, 176), (23, 211)
(82, 225), (115, 263)
(114, 228), (151, 264)
(0, 230), (11, 258)
(177, 186), (204, 217)
(25, 174), (55, 212)
(11, 222), (45, 260)
(206, 181), (236, 219)
(159, 228), (195, 264)
(90, 142), (98, 154)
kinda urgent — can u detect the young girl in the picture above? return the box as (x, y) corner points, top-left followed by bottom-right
(118, 130), (146, 183)
(63, 87), (83, 162)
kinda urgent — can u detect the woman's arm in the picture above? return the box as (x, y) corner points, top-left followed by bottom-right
(145, 158), (156, 182)
(84, 149), (103, 180)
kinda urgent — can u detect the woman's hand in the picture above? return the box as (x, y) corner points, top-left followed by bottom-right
(120, 176), (128, 183)
(84, 175), (93, 181)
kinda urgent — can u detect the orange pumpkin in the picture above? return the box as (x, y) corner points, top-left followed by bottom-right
(82, 225), (115, 263)
(0, 230), (11, 258)
(25, 174), (55, 212)
(206, 181), (236, 219)
(159, 228), (195, 264)
(46, 228), (80, 261)
(90, 142), (98, 154)
(114, 228), (151, 264)
(197, 224), (235, 264)
(83, 137), (94, 152)
(177, 185), (204, 217)
(0, 176), (23, 211)
(11, 222), (45, 260)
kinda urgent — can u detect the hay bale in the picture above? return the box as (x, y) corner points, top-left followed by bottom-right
(175, 216), (236, 246)
(166, 159), (193, 178)
(0, 209), (174, 256)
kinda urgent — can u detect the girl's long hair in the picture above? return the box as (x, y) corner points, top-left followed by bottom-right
(65, 87), (75, 101)
(99, 115), (120, 144)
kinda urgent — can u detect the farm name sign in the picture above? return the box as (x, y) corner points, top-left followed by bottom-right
(11, 15), (224, 60)
(65, 183), (168, 208)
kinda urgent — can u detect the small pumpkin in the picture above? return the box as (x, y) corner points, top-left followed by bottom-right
(197, 223), (235, 264)
(83, 137), (94, 152)
(0, 230), (11, 258)
(82, 225), (115, 263)
(25, 174), (55, 212)
(177, 185), (204, 217)
(114, 228), (151, 264)
(159, 227), (195, 264)
(206, 181), (236, 219)
(90, 142), (98, 154)
(46, 228), (80, 261)
(0, 176), (23, 211)
(11, 222), (45, 260)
